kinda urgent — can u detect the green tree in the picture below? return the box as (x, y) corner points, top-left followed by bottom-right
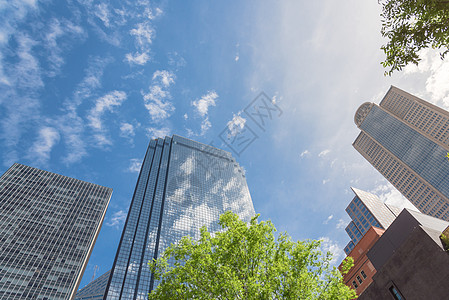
(380, 0), (449, 76)
(148, 211), (356, 299)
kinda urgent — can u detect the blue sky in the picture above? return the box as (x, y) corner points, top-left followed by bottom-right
(2, 0), (449, 290)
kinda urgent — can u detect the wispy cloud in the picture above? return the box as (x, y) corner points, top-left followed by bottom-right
(192, 91), (218, 117)
(106, 210), (128, 227)
(323, 214), (333, 224)
(125, 51), (150, 65)
(120, 122), (136, 139)
(188, 91), (218, 136)
(44, 18), (85, 77)
(128, 158), (142, 173)
(300, 150), (310, 158)
(147, 127), (171, 139)
(130, 22), (154, 48)
(336, 218), (346, 230)
(319, 236), (342, 264)
(226, 112), (246, 137)
(143, 70), (175, 122)
(57, 56), (113, 164)
(318, 149), (331, 158)
(0, 33), (42, 166)
(87, 90), (127, 146)
(27, 126), (60, 166)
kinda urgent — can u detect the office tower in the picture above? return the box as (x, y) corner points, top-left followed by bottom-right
(354, 86), (449, 221)
(104, 135), (255, 299)
(359, 209), (449, 299)
(0, 163), (112, 300)
(75, 270), (110, 300)
(344, 187), (401, 254)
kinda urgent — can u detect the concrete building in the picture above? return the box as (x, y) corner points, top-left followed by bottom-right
(340, 226), (384, 296)
(104, 135), (255, 299)
(359, 209), (449, 299)
(0, 163), (112, 299)
(344, 187), (400, 254)
(354, 86), (449, 221)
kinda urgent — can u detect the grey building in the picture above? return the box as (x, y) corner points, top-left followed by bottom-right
(0, 163), (112, 300)
(359, 209), (449, 299)
(104, 135), (255, 299)
(344, 187), (401, 255)
(354, 86), (449, 221)
(75, 270), (110, 300)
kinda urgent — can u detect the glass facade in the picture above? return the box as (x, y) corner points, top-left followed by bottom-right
(0, 163), (112, 300)
(343, 188), (399, 255)
(354, 86), (449, 221)
(104, 135), (255, 299)
(75, 271), (110, 300)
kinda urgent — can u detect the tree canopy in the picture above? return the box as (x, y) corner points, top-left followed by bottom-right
(380, 0), (449, 75)
(148, 211), (356, 299)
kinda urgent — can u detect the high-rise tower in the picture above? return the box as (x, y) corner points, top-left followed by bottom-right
(0, 163), (112, 300)
(104, 135), (255, 299)
(353, 86), (449, 221)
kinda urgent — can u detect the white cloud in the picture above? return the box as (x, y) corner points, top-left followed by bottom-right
(319, 236), (342, 264)
(94, 3), (111, 27)
(87, 90), (127, 146)
(28, 127), (60, 165)
(57, 57), (113, 164)
(192, 91), (218, 117)
(318, 149), (331, 157)
(370, 183), (418, 211)
(200, 117), (212, 136)
(125, 51), (150, 65)
(128, 158), (142, 173)
(130, 22), (154, 48)
(336, 218), (346, 230)
(322, 179), (330, 185)
(153, 70), (175, 87)
(226, 113), (246, 137)
(147, 127), (171, 139)
(120, 122), (135, 138)
(45, 18), (85, 77)
(235, 55), (239, 61)
(143, 70), (175, 122)
(88, 90), (127, 131)
(300, 150), (310, 157)
(183, 113), (188, 120)
(106, 210), (127, 227)
(323, 214), (333, 224)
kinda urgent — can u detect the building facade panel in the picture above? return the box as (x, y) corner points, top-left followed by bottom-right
(0, 163), (112, 300)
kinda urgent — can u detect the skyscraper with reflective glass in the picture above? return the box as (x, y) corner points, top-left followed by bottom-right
(354, 86), (449, 221)
(0, 163), (112, 300)
(344, 187), (401, 255)
(104, 135), (255, 299)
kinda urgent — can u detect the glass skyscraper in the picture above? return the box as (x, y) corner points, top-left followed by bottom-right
(354, 86), (449, 221)
(104, 135), (255, 299)
(343, 187), (400, 255)
(0, 163), (112, 299)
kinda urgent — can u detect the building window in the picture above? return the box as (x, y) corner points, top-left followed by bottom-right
(389, 285), (404, 300)
(361, 270), (367, 279)
(356, 275), (363, 284)
(352, 281), (358, 289)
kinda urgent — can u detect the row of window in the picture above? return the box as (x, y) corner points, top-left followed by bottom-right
(352, 270), (367, 289)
